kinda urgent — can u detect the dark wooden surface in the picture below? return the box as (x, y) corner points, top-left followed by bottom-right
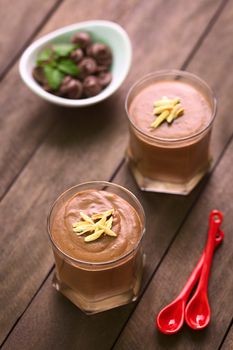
(1, 0), (232, 349)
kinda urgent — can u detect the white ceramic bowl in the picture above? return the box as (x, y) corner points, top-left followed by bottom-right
(19, 20), (132, 107)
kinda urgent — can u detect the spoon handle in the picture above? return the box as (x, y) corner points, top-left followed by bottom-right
(178, 228), (223, 300)
(196, 210), (223, 293)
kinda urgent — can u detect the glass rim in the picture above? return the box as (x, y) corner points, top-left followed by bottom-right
(125, 69), (217, 143)
(47, 181), (146, 267)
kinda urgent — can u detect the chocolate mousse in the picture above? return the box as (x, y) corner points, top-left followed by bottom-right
(126, 71), (216, 194)
(51, 189), (142, 262)
(48, 185), (145, 313)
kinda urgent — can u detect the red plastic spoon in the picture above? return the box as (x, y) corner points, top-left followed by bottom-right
(156, 227), (224, 334)
(185, 210), (223, 330)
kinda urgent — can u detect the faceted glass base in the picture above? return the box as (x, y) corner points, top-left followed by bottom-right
(128, 158), (211, 195)
(52, 253), (145, 314)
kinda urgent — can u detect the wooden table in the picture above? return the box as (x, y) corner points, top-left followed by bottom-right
(1, 0), (233, 349)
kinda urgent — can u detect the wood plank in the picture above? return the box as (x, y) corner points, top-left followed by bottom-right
(113, 137), (233, 350)
(1, 1), (233, 349)
(112, 2), (233, 348)
(0, 0), (226, 347)
(0, 0), (61, 79)
(0, 0), (222, 199)
(1, 273), (136, 350)
(221, 323), (233, 349)
(1, 170), (207, 350)
(2, 1), (233, 349)
(0, 0), (150, 199)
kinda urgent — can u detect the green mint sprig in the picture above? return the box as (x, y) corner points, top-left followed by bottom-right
(36, 43), (79, 91)
(43, 65), (64, 90)
(53, 43), (76, 57)
(56, 59), (79, 76)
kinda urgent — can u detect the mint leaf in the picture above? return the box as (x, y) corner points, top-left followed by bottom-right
(37, 48), (53, 65)
(53, 43), (76, 57)
(43, 65), (64, 90)
(56, 59), (79, 76)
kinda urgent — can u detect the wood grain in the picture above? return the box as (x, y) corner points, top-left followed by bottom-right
(0, 2), (220, 337)
(113, 137), (233, 350)
(221, 323), (233, 349)
(0, 0), (229, 348)
(2, 1), (233, 348)
(1, 166), (208, 350)
(0, 0), (61, 79)
(112, 2), (233, 348)
(0, 0), (221, 200)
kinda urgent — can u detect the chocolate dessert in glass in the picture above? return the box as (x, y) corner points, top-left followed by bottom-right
(47, 181), (145, 314)
(125, 70), (217, 195)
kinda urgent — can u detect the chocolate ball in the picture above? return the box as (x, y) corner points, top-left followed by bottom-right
(61, 76), (72, 86)
(83, 76), (102, 97)
(78, 57), (97, 79)
(70, 48), (84, 63)
(43, 83), (53, 92)
(98, 72), (112, 87)
(33, 66), (46, 85)
(96, 65), (109, 73)
(86, 43), (112, 66)
(59, 77), (83, 99)
(71, 32), (92, 48)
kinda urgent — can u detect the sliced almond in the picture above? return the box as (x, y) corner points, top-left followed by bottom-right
(151, 110), (170, 129)
(91, 209), (114, 220)
(97, 214), (107, 226)
(73, 209), (117, 242)
(106, 216), (113, 229)
(73, 224), (94, 234)
(166, 104), (184, 123)
(98, 224), (117, 237)
(72, 221), (91, 228)
(153, 104), (174, 115)
(80, 212), (94, 224)
(84, 229), (104, 242)
(174, 107), (184, 118)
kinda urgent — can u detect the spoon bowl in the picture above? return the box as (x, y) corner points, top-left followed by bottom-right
(156, 227), (224, 334)
(157, 298), (185, 334)
(185, 291), (210, 329)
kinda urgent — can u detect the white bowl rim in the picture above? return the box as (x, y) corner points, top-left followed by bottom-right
(19, 20), (132, 107)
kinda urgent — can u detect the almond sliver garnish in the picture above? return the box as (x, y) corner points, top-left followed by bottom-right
(72, 221), (92, 228)
(153, 104), (175, 115)
(73, 225), (94, 234)
(80, 212), (94, 224)
(106, 216), (113, 229)
(166, 104), (184, 123)
(72, 209), (117, 242)
(97, 214), (107, 226)
(98, 224), (117, 237)
(151, 110), (170, 128)
(91, 209), (114, 220)
(151, 97), (184, 128)
(84, 229), (104, 242)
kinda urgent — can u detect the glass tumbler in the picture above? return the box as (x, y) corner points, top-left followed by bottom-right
(125, 70), (217, 195)
(47, 181), (145, 314)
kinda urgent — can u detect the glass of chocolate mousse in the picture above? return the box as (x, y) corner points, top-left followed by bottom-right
(126, 70), (217, 195)
(47, 181), (145, 314)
